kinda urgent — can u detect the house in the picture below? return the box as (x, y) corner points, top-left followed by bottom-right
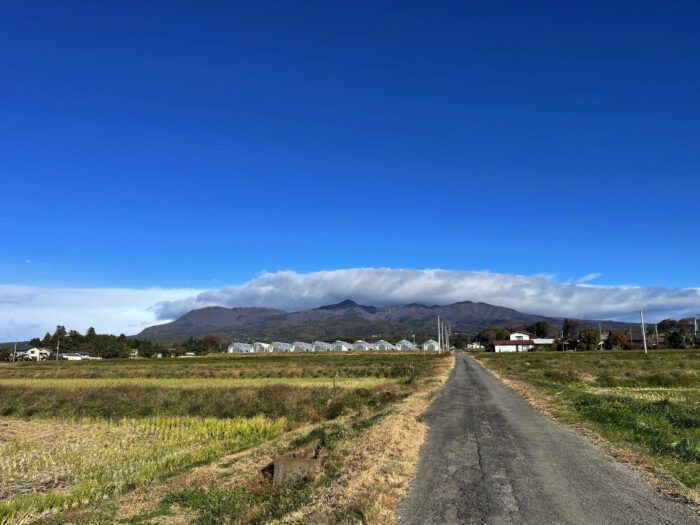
(292, 342), (313, 352)
(227, 343), (252, 353)
(374, 340), (396, 351)
(130, 349), (139, 358)
(313, 341), (333, 352)
(533, 338), (555, 347)
(332, 341), (352, 352)
(466, 342), (483, 349)
(252, 342), (271, 353)
(352, 340), (374, 351)
(494, 339), (535, 353)
(509, 332), (531, 341)
(270, 342), (292, 353)
(396, 339), (416, 351)
(422, 339), (440, 351)
(25, 347), (52, 361)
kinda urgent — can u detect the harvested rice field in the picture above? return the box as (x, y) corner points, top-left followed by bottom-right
(0, 351), (453, 524)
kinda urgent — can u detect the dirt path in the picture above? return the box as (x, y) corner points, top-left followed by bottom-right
(398, 351), (699, 525)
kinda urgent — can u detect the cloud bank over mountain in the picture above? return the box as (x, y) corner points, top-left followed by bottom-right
(152, 268), (700, 323)
(2, 268), (698, 341)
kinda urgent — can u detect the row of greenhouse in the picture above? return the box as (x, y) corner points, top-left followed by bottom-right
(226, 339), (441, 354)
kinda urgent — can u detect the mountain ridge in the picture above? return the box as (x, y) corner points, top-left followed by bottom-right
(137, 299), (627, 342)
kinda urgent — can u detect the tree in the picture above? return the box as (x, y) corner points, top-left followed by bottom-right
(612, 332), (628, 349)
(478, 327), (510, 352)
(667, 331), (684, 349)
(562, 319), (579, 339)
(29, 337), (41, 347)
(578, 329), (601, 351)
(657, 319), (678, 333)
(41, 332), (52, 349)
(526, 321), (550, 338)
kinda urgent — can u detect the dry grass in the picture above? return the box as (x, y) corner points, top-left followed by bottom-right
(281, 352), (455, 524)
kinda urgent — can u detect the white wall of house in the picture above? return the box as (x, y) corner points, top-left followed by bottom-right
(509, 332), (531, 341)
(495, 342), (534, 353)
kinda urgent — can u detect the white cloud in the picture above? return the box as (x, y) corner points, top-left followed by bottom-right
(577, 273), (602, 283)
(3, 268), (699, 341)
(0, 285), (202, 341)
(151, 268), (700, 323)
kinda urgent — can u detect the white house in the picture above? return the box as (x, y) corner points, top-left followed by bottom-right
(509, 332), (531, 341)
(25, 347), (51, 361)
(251, 342), (271, 353)
(313, 341), (333, 352)
(332, 340), (352, 352)
(466, 342), (484, 349)
(270, 342), (292, 353)
(494, 339), (535, 353)
(228, 343), (252, 353)
(374, 340), (397, 351)
(396, 339), (416, 351)
(352, 340), (374, 351)
(422, 339), (440, 351)
(292, 342), (314, 352)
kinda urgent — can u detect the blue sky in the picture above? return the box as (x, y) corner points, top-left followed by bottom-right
(1, 2), (699, 338)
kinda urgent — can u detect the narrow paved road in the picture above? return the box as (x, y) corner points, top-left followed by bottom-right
(398, 351), (699, 525)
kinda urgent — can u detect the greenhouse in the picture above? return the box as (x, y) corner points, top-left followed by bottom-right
(251, 342), (271, 353)
(292, 341), (314, 352)
(270, 342), (293, 353)
(374, 340), (397, 351)
(227, 342), (252, 353)
(313, 341), (333, 352)
(422, 339), (440, 351)
(332, 340), (352, 352)
(396, 339), (416, 350)
(352, 340), (374, 351)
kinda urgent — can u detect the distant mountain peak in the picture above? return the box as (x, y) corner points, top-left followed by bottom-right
(318, 299), (360, 310)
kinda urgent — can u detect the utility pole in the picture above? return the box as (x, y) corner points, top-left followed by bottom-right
(640, 310), (648, 355)
(12, 341), (17, 362)
(599, 321), (602, 350)
(56, 340), (60, 361)
(437, 316), (441, 354)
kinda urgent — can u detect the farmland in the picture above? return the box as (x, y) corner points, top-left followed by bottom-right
(0, 352), (452, 524)
(472, 350), (700, 496)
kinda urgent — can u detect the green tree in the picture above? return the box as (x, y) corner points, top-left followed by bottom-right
(478, 327), (510, 352)
(667, 331), (684, 349)
(578, 329), (601, 351)
(562, 319), (579, 339)
(526, 321), (550, 338)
